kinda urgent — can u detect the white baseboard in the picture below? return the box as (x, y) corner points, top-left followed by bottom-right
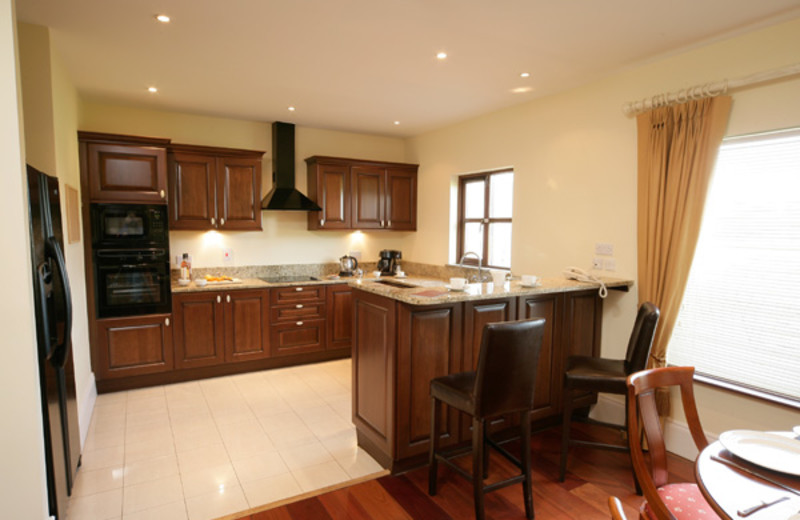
(588, 393), (718, 461)
(78, 372), (97, 449)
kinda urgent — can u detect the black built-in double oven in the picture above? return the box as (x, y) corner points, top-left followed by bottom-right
(91, 204), (171, 318)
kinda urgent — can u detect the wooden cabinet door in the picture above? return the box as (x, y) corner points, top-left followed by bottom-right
(309, 163), (351, 230)
(518, 293), (561, 421)
(352, 289), (396, 465)
(173, 292), (225, 369)
(561, 290), (604, 410)
(217, 156), (262, 231)
(396, 303), (462, 460)
(351, 166), (385, 229)
(462, 298), (517, 438)
(326, 284), (353, 351)
(87, 143), (167, 203)
(386, 167), (417, 231)
(169, 153), (216, 230)
(95, 314), (173, 379)
(224, 289), (269, 362)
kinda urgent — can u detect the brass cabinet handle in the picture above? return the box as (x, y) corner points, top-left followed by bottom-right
(165, 317), (170, 326)
(320, 218), (325, 226)
(226, 295), (231, 303)
(296, 321), (303, 326)
(295, 287), (303, 292)
(296, 304), (303, 309)
(220, 218), (225, 226)
(216, 295), (221, 303)
(160, 189), (166, 199)
(211, 217), (216, 226)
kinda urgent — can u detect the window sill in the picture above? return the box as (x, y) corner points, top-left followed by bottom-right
(692, 372), (800, 411)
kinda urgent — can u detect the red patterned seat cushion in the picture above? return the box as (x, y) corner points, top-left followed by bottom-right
(642, 483), (721, 519)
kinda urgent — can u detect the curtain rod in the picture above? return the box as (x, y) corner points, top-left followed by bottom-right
(621, 63), (800, 117)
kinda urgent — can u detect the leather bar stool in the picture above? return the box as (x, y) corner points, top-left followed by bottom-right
(428, 318), (546, 520)
(558, 302), (660, 490)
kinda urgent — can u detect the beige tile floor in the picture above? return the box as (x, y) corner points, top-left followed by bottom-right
(67, 359), (384, 520)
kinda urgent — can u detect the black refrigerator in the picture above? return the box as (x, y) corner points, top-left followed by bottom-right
(27, 165), (81, 520)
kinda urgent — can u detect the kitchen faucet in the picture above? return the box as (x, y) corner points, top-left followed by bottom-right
(459, 251), (488, 283)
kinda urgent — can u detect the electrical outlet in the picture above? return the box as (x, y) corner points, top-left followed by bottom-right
(604, 258), (617, 271)
(349, 250), (362, 260)
(595, 242), (614, 256)
(222, 248), (233, 264)
(592, 257), (603, 270)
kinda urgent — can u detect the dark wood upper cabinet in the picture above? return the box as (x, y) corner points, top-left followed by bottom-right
(306, 156), (418, 231)
(169, 144), (263, 231)
(79, 132), (170, 204)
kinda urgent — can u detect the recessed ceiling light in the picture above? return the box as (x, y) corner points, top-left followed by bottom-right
(520, 72), (530, 78)
(288, 106), (296, 112)
(147, 86), (158, 93)
(436, 51), (448, 60)
(155, 14), (171, 23)
(394, 121), (400, 125)
(511, 86), (533, 94)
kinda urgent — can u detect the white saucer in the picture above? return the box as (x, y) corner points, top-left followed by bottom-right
(519, 282), (541, 288)
(396, 274), (407, 278)
(445, 285), (467, 292)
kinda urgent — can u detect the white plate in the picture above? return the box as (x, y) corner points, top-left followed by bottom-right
(444, 285), (467, 292)
(719, 430), (800, 476)
(519, 282), (541, 288)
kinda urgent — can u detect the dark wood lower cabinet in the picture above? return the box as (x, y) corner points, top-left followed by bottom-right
(95, 314), (174, 379)
(225, 289), (270, 362)
(173, 291), (225, 369)
(352, 288), (604, 473)
(326, 284), (353, 351)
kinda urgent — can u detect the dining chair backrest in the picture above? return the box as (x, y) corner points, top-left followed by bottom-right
(473, 318), (545, 419)
(624, 302), (660, 374)
(607, 496), (628, 520)
(627, 366), (710, 520)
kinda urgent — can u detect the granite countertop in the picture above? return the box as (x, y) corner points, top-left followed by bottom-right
(171, 275), (353, 293)
(348, 276), (633, 305)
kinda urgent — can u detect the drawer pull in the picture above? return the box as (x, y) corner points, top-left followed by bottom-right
(296, 321), (304, 326)
(295, 287), (303, 292)
(226, 295), (231, 303)
(216, 295), (221, 303)
(296, 304), (303, 309)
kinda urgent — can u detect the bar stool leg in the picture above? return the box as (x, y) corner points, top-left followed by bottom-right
(521, 410), (534, 519)
(482, 420), (489, 479)
(559, 384), (573, 481)
(472, 416), (486, 520)
(428, 396), (441, 496)
(624, 397), (643, 496)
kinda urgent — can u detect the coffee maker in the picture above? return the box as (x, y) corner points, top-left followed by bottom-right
(377, 249), (402, 276)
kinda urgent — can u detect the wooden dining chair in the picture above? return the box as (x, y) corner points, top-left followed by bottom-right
(608, 496), (629, 520)
(626, 366), (720, 520)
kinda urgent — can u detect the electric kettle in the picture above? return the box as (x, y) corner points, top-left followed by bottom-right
(339, 255), (358, 276)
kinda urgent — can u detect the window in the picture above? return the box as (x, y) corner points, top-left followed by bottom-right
(456, 169), (513, 269)
(667, 128), (800, 405)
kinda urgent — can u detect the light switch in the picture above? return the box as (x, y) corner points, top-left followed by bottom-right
(595, 242), (614, 256)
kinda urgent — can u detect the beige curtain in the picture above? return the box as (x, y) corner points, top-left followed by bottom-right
(636, 96), (732, 410)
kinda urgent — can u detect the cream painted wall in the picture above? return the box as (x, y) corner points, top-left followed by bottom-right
(17, 22), (95, 447)
(406, 18), (800, 438)
(0, 2), (49, 518)
(79, 101), (417, 267)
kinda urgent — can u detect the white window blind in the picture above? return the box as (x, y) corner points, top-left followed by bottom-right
(667, 128), (800, 404)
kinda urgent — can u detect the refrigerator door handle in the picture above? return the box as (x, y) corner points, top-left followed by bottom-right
(45, 236), (73, 369)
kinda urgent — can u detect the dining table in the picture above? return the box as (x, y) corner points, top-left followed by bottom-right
(695, 433), (800, 519)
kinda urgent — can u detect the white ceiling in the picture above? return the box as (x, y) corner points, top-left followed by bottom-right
(15, 0), (800, 137)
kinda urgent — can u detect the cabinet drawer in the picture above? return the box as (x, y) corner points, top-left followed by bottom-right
(270, 285), (326, 304)
(271, 302), (325, 322)
(270, 318), (325, 356)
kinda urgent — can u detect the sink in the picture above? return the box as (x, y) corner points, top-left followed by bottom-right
(371, 279), (419, 289)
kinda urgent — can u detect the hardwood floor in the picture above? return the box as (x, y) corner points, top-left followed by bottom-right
(233, 423), (695, 519)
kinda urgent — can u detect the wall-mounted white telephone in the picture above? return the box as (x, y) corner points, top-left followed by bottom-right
(562, 266), (608, 298)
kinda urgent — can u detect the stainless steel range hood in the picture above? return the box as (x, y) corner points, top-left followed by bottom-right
(261, 122), (322, 211)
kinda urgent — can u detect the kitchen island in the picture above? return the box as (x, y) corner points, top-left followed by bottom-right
(349, 276), (632, 473)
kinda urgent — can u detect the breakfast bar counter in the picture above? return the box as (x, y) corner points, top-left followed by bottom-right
(350, 275), (633, 473)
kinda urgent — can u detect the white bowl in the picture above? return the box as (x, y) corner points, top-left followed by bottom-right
(178, 278), (190, 286)
(194, 279), (207, 287)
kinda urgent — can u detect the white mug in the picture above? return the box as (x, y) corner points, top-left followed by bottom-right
(521, 274), (539, 286)
(491, 270), (507, 285)
(372, 271), (382, 278)
(450, 277), (467, 289)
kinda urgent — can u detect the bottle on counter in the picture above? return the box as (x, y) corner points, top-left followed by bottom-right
(180, 253), (191, 280)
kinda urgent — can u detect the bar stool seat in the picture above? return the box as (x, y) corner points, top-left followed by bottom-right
(429, 318), (546, 520)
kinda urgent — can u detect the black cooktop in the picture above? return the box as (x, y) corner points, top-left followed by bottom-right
(259, 275), (320, 284)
